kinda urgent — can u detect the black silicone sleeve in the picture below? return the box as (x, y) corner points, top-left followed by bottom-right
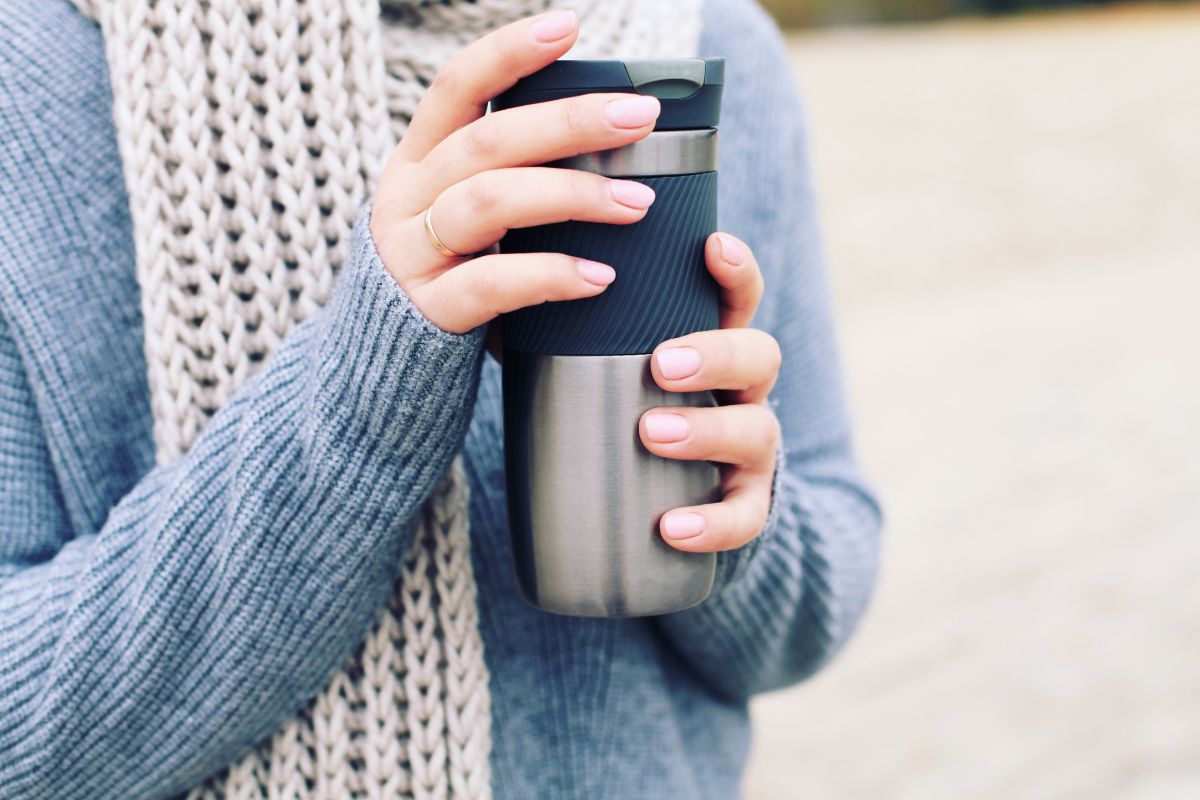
(499, 171), (719, 356)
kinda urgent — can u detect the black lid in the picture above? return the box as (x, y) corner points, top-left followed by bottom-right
(491, 58), (724, 131)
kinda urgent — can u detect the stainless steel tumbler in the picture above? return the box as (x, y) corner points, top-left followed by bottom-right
(493, 59), (725, 618)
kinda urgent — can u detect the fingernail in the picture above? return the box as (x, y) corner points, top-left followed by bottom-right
(719, 234), (745, 266)
(531, 10), (577, 42)
(663, 512), (706, 540)
(610, 180), (656, 210)
(643, 412), (691, 443)
(656, 347), (701, 380)
(577, 259), (615, 286)
(605, 95), (661, 129)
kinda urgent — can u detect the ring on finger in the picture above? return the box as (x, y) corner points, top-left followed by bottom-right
(424, 206), (469, 259)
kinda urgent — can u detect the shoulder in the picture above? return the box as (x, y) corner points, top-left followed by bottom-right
(698, 0), (825, 333)
(0, 0), (130, 284)
(699, 0), (807, 150)
(0, 0), (110, 166)
(698, 0), (814, 241)
(700, 0), (795, 91)
(0, 0), (112, 183)
(0, 0), (105, 116)
(701, 0), (789, 58)
(0, 0), (139, 366)
(699, 0), (810, 174)
(0, 0), (112, 180)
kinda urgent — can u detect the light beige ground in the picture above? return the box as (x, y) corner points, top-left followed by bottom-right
(744, 6), (1200, 798)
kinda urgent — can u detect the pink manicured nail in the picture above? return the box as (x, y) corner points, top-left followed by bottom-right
(663, 512), (706, 540)
(531, 10), (577, 42)
(718, 234), (745, 266)
(610, 180), (656, 210)
(605, 95), (661, 129)
(577, 259), (615, 286)
(643, 413), (691, 443)
(656, 347), (701, 380)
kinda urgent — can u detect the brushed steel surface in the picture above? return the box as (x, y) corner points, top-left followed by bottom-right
(503, 351), (720, 617)
(552, 129), (718, 178)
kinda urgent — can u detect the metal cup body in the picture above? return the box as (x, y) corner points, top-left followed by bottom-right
(503, 352), (720, 617)
(500, 129), (721, 617)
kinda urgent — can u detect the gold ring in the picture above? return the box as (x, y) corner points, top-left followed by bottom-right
(423, 206), (467, 259)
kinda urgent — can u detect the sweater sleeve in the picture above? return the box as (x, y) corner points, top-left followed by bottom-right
(0, 203), (486, 798)
(653, 0), (882, 700)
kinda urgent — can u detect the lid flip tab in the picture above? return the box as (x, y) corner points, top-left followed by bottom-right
(492, 58), (725, 131)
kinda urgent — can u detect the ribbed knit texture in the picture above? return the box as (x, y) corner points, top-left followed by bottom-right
(0, 1), (882, 799)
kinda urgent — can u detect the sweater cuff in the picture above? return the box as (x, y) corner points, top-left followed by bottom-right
(312, 202), (485, 469)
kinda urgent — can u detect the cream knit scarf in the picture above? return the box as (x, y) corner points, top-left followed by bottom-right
(70, 0), (701, 797)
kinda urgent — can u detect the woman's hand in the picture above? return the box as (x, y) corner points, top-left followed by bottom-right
(640, 234), (783, 553)
(370, 11), (783, 549)
(369, 10), (663, 333)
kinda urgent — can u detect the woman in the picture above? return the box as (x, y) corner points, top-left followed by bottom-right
(0, 0), (880, 798)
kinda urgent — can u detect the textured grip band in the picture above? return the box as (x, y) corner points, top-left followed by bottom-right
(500, 172), (718, 356)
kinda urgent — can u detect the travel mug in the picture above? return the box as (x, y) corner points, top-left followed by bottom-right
(493, 59), (725, 618)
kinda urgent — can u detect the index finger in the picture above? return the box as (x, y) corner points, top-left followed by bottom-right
(409, 93), (659, 205)
(397, 10), (580, 162)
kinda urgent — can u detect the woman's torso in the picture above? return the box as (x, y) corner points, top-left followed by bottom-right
(0, 0), (789, 796)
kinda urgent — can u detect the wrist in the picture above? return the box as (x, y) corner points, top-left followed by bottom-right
(314, 202), (486, 451)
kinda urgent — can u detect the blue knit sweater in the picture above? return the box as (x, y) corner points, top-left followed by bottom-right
(0, 1), (880, 797)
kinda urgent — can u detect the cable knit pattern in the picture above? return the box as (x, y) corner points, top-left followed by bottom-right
(0, 1), (880, 798)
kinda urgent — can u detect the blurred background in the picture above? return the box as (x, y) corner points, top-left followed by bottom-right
(744, 0), (1200, 797)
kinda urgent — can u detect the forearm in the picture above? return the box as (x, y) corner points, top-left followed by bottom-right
(0, 207), (485, 798)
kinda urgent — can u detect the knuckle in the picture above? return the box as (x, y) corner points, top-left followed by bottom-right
(743, 498), (769, 541)
(760, 331), (783, 373)
(565, 171), (593, 207)
(430, 60), (462, 97)
(542, 257), (573, 301)
(489, 28), (522, 66)
(461, 176), (498, 215)
(462, 120), (501, 159)
(521, 258), (555, 305)
(730, 505), (753, 543)
(385, 159), (421, 195)
(468, 260), (503, 318)
(751, 271), (766, 304)
(696, 331), (729, 383)
(756, 407), (782, 453)
(379, 146), (411, 182)
(719, 496), (760, 545)
(407, 284), (447, 331)
(707, 334), (737, 379)
(728, 255), (764, 297)
(537, 259), (556, 300)
(704, 407), (729, 450)
(742, 256), (766, 296)
(486, 267), (505, 318)
(561, 97), (591, 137)
(711, 508), (743, 550)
